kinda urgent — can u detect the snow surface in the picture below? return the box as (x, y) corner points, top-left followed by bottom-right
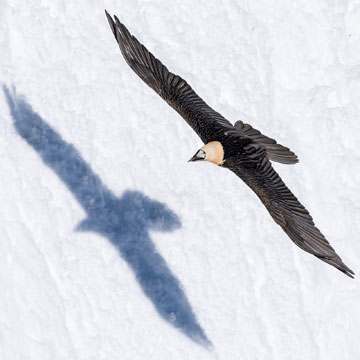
(1, 0), (360, 359)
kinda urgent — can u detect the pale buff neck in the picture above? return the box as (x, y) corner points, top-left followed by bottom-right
(201, 141), (224, 165)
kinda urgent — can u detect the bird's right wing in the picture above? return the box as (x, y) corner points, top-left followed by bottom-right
(105, 11), (234, 144)
(234, 120), (298, 164)
(228, 143), (354, 277)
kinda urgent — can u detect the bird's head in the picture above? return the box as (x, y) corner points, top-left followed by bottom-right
(188, 141), (224, 166)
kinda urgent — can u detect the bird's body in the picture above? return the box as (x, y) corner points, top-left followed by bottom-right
(105, 11), (354, 278)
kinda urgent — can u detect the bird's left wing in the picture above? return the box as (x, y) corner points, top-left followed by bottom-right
(227, 144), (354, 277)
(105, 11), (234, 143)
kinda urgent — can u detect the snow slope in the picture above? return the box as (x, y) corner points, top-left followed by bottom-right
(1, 0), (360, 359)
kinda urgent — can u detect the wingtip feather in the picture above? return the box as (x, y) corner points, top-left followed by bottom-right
(105, 10), (117, 37)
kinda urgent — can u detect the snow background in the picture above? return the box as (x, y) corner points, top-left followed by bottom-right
(1, 0), (360, 359)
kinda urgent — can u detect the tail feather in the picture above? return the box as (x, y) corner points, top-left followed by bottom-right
(234, 120), (299, 165)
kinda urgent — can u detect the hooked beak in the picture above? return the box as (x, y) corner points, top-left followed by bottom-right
(188, 149), (206, 162)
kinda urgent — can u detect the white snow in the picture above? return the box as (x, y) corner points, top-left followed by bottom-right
(1, 0), (360, 359)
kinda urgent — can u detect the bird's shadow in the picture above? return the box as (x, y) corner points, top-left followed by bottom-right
(3, 85), (210, 347)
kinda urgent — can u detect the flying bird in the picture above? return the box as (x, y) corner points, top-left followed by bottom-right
(105, 10), (354, 278)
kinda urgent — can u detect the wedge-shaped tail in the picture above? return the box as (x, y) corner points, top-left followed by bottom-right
(234, 120), (298, 164)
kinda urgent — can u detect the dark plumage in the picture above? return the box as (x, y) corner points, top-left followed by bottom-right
(105, 11), (354, 278)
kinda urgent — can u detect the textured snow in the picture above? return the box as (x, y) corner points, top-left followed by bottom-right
(1, 0), (360, 359)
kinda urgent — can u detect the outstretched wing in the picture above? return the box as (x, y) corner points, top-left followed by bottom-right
(234, 120), (298, 164)
(227, 144), (354, 278)
(105, 11), (234, 144)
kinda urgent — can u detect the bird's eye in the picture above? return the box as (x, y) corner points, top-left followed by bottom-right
(197, 150), (206, 159)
